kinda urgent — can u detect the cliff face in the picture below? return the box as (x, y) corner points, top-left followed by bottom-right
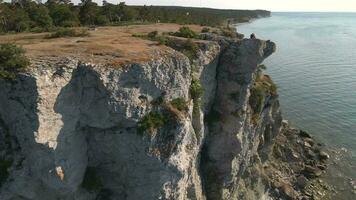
(0, 35), (280, 200)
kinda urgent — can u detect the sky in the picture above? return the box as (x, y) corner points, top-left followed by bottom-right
(88, 0), (356, 12)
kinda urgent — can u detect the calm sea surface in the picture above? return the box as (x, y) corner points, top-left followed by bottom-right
(237, 12), (356, 198)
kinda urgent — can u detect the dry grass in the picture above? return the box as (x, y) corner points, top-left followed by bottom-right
(0, 24), (205, 67)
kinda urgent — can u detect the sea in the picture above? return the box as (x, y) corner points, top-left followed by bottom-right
(237, 12), (356, 199)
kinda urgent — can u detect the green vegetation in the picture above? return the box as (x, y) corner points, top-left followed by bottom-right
(0, 159), (12, 187)
(45, 28), (89, 38)
(170, 98), (188, 112)
(173, 26), (199, 39)
(132, 31), (168, 45)
(0, 1), (270, 34)
(249, 85), (265, 115)
(180, 39), (199, 62)
(201, 27), (210, 33)
(138, 112), (168, 134)
(190, 78), (204, 100)
(249, 73), (278, 123)
(81, 167), (102, 192)
(0, 43), (30, 80)
(190, 78), (204, 114)
(133, 30), (200, 62)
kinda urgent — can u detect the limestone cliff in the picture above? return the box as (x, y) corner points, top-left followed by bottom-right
(0, 32), (324, 200)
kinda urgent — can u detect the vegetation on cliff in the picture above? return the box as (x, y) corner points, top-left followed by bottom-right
(0, 43), (29, 80)
(138, 112), (168, 134)
(0, 0), (270, 33)
(249, 66), (278, 123)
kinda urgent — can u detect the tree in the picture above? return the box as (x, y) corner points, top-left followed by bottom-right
(0, 43), (30, 80)
(0, 5), (31, 32)
(79, 0), (99, 25)
(25, 3), (53, 29)
(48, 3), (79, 27)
(138, 5), (150, 22)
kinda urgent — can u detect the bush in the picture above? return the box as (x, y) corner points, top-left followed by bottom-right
(258, 64), (267, 70)
(147, 31), (158, 39)
(201, 27), (210, 33)
(170, 98), (188, 112)
(174, 26), (199, 39)
(249, 86), (264, 115)
(46, 28), (89, 39)
(180, 39), (199, 61)
(190, 78), (204, 115)
(190, 78), (204, 100)
(138, 112), (167, 134)
(81, 167), (102, 192)
(0, 43), (30, 80)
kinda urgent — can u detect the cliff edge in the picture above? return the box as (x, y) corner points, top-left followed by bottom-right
(0, 25), (329, 200)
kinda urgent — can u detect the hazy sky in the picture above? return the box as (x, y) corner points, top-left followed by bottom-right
(92, 0), (356, 12)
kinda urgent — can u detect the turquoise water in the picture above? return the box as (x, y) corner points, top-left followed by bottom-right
(237, 12), (356, 197)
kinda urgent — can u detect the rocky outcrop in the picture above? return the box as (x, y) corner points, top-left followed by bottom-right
(0, 32), (326, 200)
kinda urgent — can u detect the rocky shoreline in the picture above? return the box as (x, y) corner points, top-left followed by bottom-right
(264, 121), (332, 200)
(234, 119), (333, 200)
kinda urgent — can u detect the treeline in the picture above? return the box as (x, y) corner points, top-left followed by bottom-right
(0, 0), (270, 33)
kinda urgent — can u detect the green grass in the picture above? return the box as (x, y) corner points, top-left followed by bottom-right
(0, 43), (30, 80)
(81, 167), (102, 192)
(138, 112), (168, 134)
(45, 28), (89, 39)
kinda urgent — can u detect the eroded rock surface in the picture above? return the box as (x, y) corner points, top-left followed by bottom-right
(0, 32), (327, 200)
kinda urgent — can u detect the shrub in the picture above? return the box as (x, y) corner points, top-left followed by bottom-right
(201, 27), (210, 33)
(170, 98), (188, 112)
(0, 43), (30, 80)
(81, 167), (102, 192)
(190, 78), (204, 115)
(190, 78), (204, 100)
(180, 39), (199, 62)
(174, 26), (199, 39)
(249, 85), (264, 115)
(147, 31), (158, 39)
(46, 28), (89, 39)
(138, 112), (167, 134)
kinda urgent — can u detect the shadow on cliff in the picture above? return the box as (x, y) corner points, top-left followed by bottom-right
(0, 74), (44, 196)
(53, 65), (107, 192)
